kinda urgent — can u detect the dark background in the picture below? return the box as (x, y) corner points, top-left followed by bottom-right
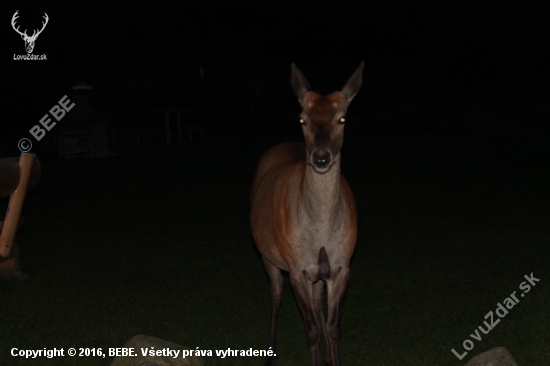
(1, 0), (549, 153)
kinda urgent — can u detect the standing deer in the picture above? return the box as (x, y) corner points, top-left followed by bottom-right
(250, 62), (363, 366)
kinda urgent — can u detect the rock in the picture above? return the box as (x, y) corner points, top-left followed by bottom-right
(110, 335), (203, 366)
(464, 347), (518, 366)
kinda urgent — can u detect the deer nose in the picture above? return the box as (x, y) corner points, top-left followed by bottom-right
(313, 150), (331, 167)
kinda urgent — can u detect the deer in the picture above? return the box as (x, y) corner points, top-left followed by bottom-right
(11, 10), (49, 54)
(250, 62), (363, 366)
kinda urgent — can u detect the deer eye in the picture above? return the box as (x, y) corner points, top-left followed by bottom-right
(299, 118), (306, 125)
(339, 117), (346, 124)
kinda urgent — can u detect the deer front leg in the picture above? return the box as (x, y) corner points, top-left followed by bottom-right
(326, 267), (350, 366)
(312, 279), (331, 365)
(290, 271), (325, 366)
(262, 256), (283, 366)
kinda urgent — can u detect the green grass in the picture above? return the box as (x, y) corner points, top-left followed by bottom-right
(1, 132), (549, 365)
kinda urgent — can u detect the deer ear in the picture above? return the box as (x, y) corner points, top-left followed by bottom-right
(291, 63), (311, 102)
(341, 61), (364, 102)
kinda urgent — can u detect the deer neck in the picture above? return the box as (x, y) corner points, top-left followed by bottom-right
(300, 158), (343, 224)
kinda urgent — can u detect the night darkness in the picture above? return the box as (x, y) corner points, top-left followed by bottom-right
(1, 0), (549, 140)
(1, 0), (549, 365)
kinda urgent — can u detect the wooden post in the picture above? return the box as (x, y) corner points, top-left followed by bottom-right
(0, 153), (36, 259)
(165, 112), (171, 144)
(176, 110), (183, 143)
(0, 156), (41, 198)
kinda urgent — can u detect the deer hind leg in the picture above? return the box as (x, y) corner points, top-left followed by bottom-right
(290, 271), (326, 366)
(326, 267), (350, 366)
(262, 256), (283, 366)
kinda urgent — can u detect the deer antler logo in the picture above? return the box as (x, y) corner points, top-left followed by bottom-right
(11, 10), (49, 54)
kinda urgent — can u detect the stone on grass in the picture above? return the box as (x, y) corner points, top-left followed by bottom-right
(110, 335), (203, 366)
(464, 347), (518, 366)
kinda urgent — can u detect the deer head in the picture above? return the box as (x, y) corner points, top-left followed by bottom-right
(291, 62), (364, 173)
(11, 11), (49, 54)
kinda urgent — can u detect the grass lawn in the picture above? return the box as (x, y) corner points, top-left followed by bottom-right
(1, 132), (549, 365)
